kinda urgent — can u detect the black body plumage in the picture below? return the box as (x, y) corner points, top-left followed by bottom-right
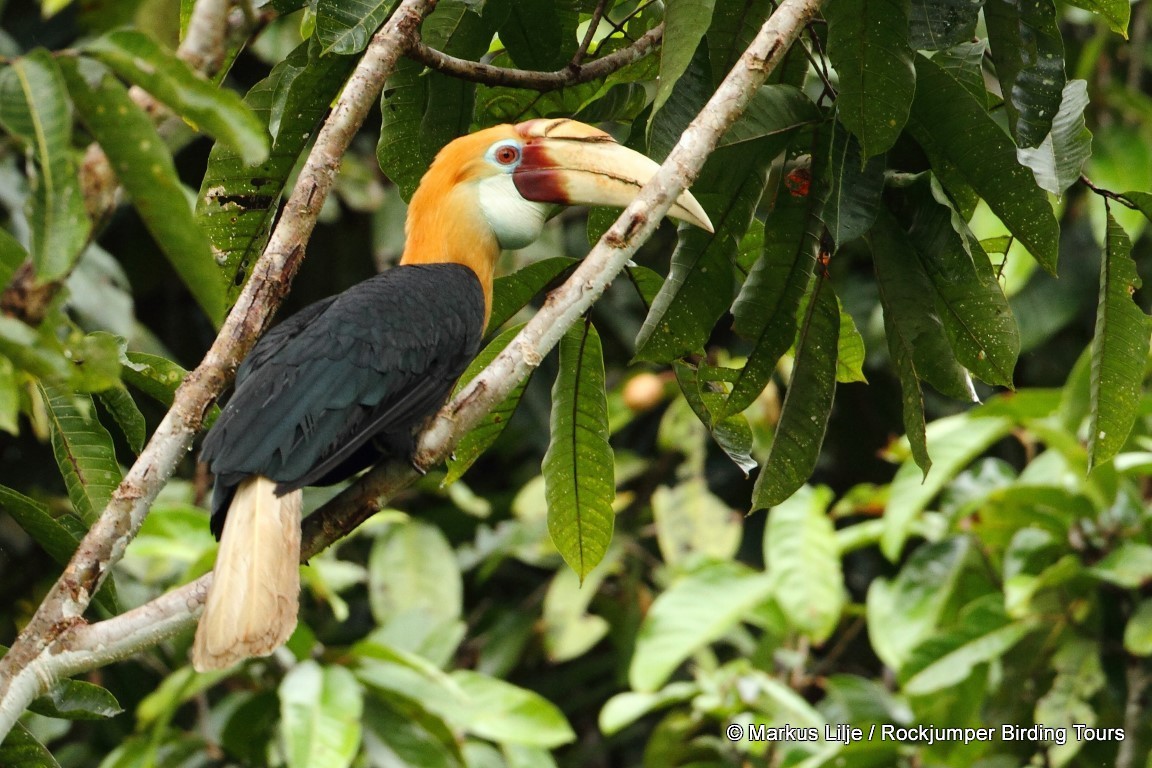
(201, 263), (486, 538)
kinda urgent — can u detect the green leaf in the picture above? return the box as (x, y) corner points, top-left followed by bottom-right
(985, 0), (1065, 148)
(1087, 208), (1149, 468)
(0, 315), (72, 382)
(599, 683), (698, 737)
(706, 0), (772, 85)
(39, 382), (123, 527)
(280, 661), (364, 768)
(869, 211), (975, 468)
(901, 596), (1034, 694)
(909, 0), (985, 50)
(880, 413), (1014, 559)
(443, 325), (533, 484)
(1125, 190), (1152, 221)
(909, 53), (1060, 273)
(543, 321), (614, 579)
(95, 386), (146, 455)
(0, 356), (17, 435)
(652, 0), (717, 119)
(29, 679), (123, 720)
(629, 559), (774, 692)
(673, 362), (757, 474)
(368, 520), (463, 627)
(361, 697), (464, 768)
(450, 670), (576, 748)
(197, 42), (355, 307)
(121, 352), (222, 432)
(62, 57), (226, 324)
(867, 537), (971, 671)
(763, 485), (844, 643)
(0, 227), (26, 288)
(751, 278), (839, 510)
(822, 120), (885, 250)
(84, 29), (269, 165)
(715, 85), (822, 150)
(0, 723), (60, 768)
(652, 479), (741, 566)
(1088, 543), (1152, 588)
(0, 483), (118, 613)
(826, 0), (915, 157)
(487, 257), (577, 334)
(0, 49), (91, 281)
(836, 296), (868, 383)
(635, 141), (775, 362)
(316, 0), (398, 54)
(726, 168), (820, 416)
(893, 180), (1020, 387)
(1064, 0), (1129, 36)
(1016, 79), (1093, 196)
(1124, 599), (1152, 656)
(497, 0), (576, 71)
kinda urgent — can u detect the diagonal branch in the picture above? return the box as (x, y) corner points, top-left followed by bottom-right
(0, 0), (438, 740)
(407, 22), (663, 91)
(0, 0), (829, 737)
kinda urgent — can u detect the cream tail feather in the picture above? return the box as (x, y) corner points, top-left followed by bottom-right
(192, 476), (302, 671)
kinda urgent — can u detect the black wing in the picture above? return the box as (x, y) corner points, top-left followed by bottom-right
(202, 263), (485, 530)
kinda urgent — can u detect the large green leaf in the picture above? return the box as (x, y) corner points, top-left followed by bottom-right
(0, 227), (26, 288)
(715, 85), (822, 151)
(0, 723), (60, 768)
(497, 0), (576, 71)
(870, 211), (975, 408)
(487, 257), (577, 334)
(867, 537), (971, 671)
(763, 485), (844, 643)
(0, 484), (118, 612)
(95, 386), (146, 455)
(900, 596), (1034, 694)
(280, 661), (364, 768)
(652, 0), (717, 118)
(984, 0), (1065, 148)
(543, 321), (614, 579)
(894, 180), (1019, 387)
(674, 362), (757, 475)
(629, 559), (774, 692)
(879, 413), (1014, 559)
(0, 49), (90, 281)
(316, 0), (398, 54)
(362, 697), (464, 768)
(826, 0), (915, 157)
(909, 54), (1060, 273)
(29, 679), (123, 720)
(63, 57), (225, 323)
(196, 42), (355, 308)
(84, 29), (268, 164)
(706, 0), (772, 86)
(822, 120), (885, 250)
(1087, 208), (1150, 468)
(379, 2), (492, 197)
(1016, 79), (1092, 196)
(451, 670), (575, 748)
(725, 166), (820, 417)
(751, 278), (840, 510)
(635, 140), (776, 362)
(368, 520), (462, 627)
(1064, 0), (1129, 36)
(909, 0), (985, 50)
(443, 324), (534, 484)
(0, 316), (71, 382)
(39, 382), (123, 527)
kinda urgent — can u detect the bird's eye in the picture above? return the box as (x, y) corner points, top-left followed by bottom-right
(494, 144), (520, 165)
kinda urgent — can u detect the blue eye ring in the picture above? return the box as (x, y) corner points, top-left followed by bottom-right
(488, 140), (522, 168)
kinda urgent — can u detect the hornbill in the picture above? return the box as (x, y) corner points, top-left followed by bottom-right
(192, 118), (714, 671)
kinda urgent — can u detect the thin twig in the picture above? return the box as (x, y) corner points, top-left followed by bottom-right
(407, 22), (663, 92)
(1081, 174), (1143, 210)
(572, 0), (608, 67)
(0, 0), (438, 740)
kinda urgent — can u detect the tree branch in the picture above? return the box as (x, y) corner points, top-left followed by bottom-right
(0, 0), (830, 736)
(0, 0), (438, 740)
(407, 22), (663, 92)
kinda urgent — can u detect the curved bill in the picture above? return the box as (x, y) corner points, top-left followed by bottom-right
(511, 118), (715, 233)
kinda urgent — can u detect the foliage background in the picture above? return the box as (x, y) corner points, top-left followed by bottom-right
(0, 0), (1151, 766)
